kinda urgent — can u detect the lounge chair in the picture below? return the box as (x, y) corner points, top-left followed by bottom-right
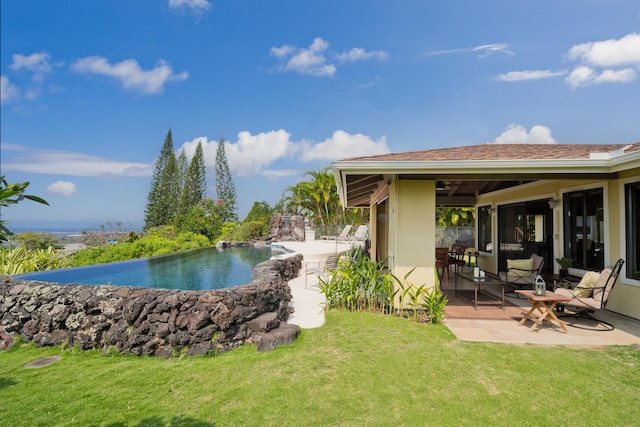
(342, 225), (369, 242)
(499, 253), (545, 294)
(304, 252), (342, 288)
(320, 224), (352, 241)
(554, 259), (624, 330)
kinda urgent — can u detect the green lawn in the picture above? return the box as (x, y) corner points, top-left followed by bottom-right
(1, 310), (639, 426)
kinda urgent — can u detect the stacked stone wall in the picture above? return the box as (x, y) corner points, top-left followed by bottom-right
(0, 254), (302, 357)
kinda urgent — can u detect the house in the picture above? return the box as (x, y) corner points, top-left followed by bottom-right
(331, 142), (640, 320)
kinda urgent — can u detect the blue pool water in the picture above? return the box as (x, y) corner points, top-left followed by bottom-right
(13, 246), (285, 291)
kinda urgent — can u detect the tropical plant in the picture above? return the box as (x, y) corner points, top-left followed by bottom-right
(318, 249), (448, 324)
(0, 246), (70, 275)
(555, 257), (573, 269)
(0, 176), (49, 241)
(420, 285), (448, 325)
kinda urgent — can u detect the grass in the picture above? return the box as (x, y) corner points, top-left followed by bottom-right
(1, 310), (639, 426)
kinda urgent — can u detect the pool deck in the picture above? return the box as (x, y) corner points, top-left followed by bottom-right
(274, 240), (640, 347)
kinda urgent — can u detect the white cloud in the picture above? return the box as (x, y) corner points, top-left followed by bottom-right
(270, 38), (388, 77)
(565, 32), (640, 88)
(176, 129), (389, 178)
(3, 146), (152, 177)
(567, 32), (640, 68)
(301, 130), (390, 161)
(495, 69), (567, 82)
(168, 0), (211, 14)
(71, 56), (189, 94)
(271, 38), (336, 77)
(178, 130), (297, 177)
(1, 75), (19, 104)
(491, 124), (557, 145)
(336, 47), (389, 63)
(46, 181), (77, 196)
(10, 52), (54, 82)
(429, 43), (514, 57)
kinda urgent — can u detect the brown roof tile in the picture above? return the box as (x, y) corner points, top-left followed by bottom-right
(341, 142), (640, 162)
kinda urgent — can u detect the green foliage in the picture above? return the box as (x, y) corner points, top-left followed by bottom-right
(282, 167), (367, 227)
(179, 142), (206, 216)
(244, 201), (274, 223)
(436, 207), (475, 227)
(318, 248), (448, 324)
(144, 129), (180, 230)
(0, 246), (70, 275)
(15, 232), (62, 250)
(0, 176), (49, 241)
(70, 230), (210, 266)
(174, 198), (225, 243)
(221, 221), (265, 242)
(319, 248), (396, 314)
(215, 137), (237, 222)
(555, 257), (573, 269)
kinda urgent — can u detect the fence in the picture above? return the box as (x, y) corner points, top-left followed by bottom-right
(435, 227), (475, 248)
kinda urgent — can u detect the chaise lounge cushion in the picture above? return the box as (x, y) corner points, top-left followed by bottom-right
(506, 259), (534, 280)
(572, 271), (600, 298)
(593, 267), (613, 302)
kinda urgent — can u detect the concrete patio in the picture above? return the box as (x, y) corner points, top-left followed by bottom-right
(277, 240), (640, 348)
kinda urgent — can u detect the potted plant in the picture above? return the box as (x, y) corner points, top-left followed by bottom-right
(555, 257), (573, 278)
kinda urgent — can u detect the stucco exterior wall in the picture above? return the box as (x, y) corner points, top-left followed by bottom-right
(389, 179), (436, 292)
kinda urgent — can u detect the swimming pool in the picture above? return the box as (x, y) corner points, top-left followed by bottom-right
(13, 246), (285, 291)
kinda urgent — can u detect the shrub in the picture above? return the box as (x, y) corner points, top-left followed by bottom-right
(318, 248), (447, 324)
(69, 231), (210, 267)
(15, 232), (62, 250)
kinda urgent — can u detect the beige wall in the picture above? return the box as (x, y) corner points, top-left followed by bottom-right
(388, 179), (436, 291)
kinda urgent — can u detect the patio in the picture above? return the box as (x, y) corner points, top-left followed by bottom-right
(441, 267), (640, 347)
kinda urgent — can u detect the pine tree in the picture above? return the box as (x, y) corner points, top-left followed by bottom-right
(176, 149), (189, 216)
(144, 129), (179, 229)
(180, 142), (207, 213)
(215, 137), (237, 222)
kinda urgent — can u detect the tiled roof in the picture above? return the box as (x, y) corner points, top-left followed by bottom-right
(341, 142), (640, 162)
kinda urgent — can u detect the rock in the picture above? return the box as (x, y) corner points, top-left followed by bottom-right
(252, 323), (300, 352)
(247, 312), (280, 333)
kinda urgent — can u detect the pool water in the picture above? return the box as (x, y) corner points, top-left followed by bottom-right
(13, 246), (283, 291)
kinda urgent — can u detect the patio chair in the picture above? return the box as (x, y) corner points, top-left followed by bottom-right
(554, 259), (624, 331)
(499, 253), (545, 294)
(448, 244), (467, 275)
(321, 224), (352, 240)
(304, 252), (342, 288)
(435, 247), (450, 283)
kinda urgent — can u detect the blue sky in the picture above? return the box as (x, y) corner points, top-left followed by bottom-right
(2, 0), (639, 231)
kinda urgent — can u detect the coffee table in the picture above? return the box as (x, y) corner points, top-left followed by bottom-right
(515, 290), (572, 333)
(455, 272), (505, 310)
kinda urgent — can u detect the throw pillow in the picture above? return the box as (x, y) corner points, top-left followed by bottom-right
(507, 259), (534, 278)
(592, 268), (613, 302)
(572, 271), (600, 298)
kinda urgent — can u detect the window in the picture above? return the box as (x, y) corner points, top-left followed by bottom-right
(626, 182), (640, 280)
(563, 189), (604, 271)
(478, 205), (492, 253)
